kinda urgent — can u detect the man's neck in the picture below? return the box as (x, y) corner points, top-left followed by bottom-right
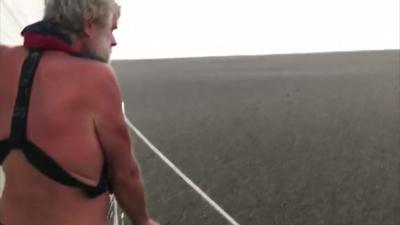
(70, 39), (86, 54)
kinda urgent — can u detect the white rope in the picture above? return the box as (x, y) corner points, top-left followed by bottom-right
(113, 197), (119, 225)
(122, 102), (240, 225)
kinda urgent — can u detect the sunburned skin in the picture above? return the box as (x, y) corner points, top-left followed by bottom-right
(0, 46), (113, 225)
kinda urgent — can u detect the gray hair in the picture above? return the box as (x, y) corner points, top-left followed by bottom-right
(43, 0), (120, 35)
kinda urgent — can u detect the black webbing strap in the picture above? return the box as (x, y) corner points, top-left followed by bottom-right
(9, 50), (43, 149)
(0, 140), (10, 163)
(0, 50), (41, 164)
(22, 141), (108, 198)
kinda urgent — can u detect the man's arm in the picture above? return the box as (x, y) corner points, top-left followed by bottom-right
(92, 64), (158, 225)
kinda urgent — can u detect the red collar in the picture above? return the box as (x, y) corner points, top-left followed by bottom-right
(21, 21), (80, 55)
(23, 31), (79, 55)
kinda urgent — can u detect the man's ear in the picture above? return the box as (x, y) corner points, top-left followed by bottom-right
(83, 19), (96, 38)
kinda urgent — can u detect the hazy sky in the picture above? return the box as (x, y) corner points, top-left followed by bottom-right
(1, 0), (399, 59)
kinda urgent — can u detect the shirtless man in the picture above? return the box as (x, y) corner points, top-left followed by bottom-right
(0, 0), (159, 225)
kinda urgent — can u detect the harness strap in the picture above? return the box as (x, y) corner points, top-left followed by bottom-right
(9, 50), (43, 149)
(23, 141), (108, 197)
(0, 140), (10, 163)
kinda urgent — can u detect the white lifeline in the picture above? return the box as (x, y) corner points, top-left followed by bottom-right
(121, 102), (241, 225)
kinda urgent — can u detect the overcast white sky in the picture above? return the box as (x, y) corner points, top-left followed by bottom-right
(0, 0), (399, 59)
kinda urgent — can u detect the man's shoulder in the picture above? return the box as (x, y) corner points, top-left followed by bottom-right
(47, 52), (117, 82)
(0, 45), (19, 56)
(0, 44), (9, 50)
(0, 45), (26, 65)
(0, 44), (6, 52)
(69, 58), (119, 95)
(0, 45), (6, 58)
(68, 56), (116, 77)
(79, 60), (117, 86)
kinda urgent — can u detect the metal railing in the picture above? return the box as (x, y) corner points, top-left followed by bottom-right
(108, 196), (126, 225)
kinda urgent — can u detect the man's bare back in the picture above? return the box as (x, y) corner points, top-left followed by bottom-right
(0, 46), (115, 225)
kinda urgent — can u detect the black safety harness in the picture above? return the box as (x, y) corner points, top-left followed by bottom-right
(0, 49), (109, 198)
